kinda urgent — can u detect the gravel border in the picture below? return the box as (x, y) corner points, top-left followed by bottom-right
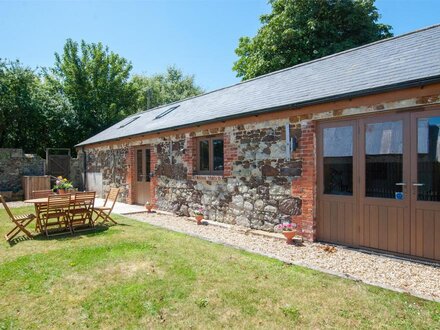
(127, 211), (440, 302)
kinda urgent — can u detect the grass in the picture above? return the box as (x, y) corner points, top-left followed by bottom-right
(0, 206), (439, 329)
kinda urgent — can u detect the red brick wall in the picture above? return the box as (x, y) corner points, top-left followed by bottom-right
(150, 147), (158, 206)
(126, 147), (136, 204)
(223, 133), (237, 178)
(291, 121), (316, 240)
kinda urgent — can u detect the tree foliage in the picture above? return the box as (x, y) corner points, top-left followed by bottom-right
(45, 39), (136, 144)
(0, 59), (71, 155)
(131, 66), (203, 110)
(0, 40), (203, 155)
(233, 0), (393, 80)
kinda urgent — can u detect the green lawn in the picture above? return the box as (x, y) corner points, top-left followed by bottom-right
(0, 207), (439, 329)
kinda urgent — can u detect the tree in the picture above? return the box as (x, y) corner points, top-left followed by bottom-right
(131, 66), (203, 111)
(233, 0), (392, 80)
(46, 39), (136, 144)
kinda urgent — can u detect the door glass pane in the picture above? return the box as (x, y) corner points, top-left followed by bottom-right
(136, 150), (143, 182)
(145, 149), (151, 182)
(199, 140), (210, 171)
(417, 116), (440, 201)
(323, 126), (353, 195)
(213, 139), (224, 171)
(365, 121), (403, 198)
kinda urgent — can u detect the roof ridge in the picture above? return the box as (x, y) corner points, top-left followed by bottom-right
(130, 23), (440, 116)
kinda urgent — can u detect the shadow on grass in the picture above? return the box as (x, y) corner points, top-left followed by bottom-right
(7, 225), (112, 246)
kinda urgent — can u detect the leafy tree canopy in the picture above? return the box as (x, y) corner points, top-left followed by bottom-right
(233, 0), (392, 80)
(0, 59), (72, 155)
(131, 66), (204, 111)
(45, 39), (136, 144)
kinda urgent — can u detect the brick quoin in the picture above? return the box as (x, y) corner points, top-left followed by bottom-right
(223, 133), (237, 178)
(126, 147), (136, 204)
(291, 121), (316, 241)
(150, 147), (158, 206)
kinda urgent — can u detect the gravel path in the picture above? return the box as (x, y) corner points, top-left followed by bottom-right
(127, 211), (440, 302)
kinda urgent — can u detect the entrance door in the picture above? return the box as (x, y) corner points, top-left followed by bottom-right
(410, 110), (440, 260)
(135, 147), (151, 205)
(317, 109), (440, 261)
(359, 114), (411, 255)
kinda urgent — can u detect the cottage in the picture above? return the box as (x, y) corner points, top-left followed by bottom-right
(77, 25), (440, 262)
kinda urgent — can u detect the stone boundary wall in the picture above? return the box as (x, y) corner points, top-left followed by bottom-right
(0, 149), (45, 200)
(80, 87), (440, 240)
(0, 148), (84, 200)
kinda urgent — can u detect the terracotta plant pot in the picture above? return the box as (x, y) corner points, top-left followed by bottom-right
(195, 215), (203, 225)
(145, 203), (153, 213)
(282, 231), (296, 244)
(58, 189), (67, 195)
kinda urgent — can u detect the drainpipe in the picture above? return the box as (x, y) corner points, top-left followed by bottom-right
(82, 146), (87, 191)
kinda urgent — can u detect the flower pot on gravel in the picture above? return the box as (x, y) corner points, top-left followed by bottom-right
(145, 202), (153, 213)
(195, 215), (203, 225)
(282, 231), (296, 244)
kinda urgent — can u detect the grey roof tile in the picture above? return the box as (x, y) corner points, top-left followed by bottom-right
(78, 24), (440, 146)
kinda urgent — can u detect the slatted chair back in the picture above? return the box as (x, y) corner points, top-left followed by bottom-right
(104, 188), (120, 210)
(0, 195), (15, 220)
(46, 194), (71, 214)
(69, 191), (96, 231)
(32, 190), (54, 199)
(73, 191), (96, 211)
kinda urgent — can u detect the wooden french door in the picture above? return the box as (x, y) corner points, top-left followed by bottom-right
(318, 109), (440, 261)
(410, 110), (440, 260)
(317, 120), (359, 246)
(135, 147), (151, 205)
(359, 114), (411, 255)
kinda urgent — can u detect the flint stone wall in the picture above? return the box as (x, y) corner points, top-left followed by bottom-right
(0, 148), (45, 200)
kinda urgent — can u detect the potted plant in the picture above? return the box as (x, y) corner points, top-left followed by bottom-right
(145, 201), (154, 213)
(193, 208), (204, 225)
(276, 223), (296, 244)
(52, 176), (74, 194)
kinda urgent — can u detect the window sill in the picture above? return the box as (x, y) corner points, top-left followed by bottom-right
(192, 174), (224, 181)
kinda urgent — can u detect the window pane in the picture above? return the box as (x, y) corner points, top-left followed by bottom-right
(323, 126), (353, 195)
(199, 140), (210, 171)
(417, 117), (440, 201)
(365, 121), (403, 198)
(213, 139), (224, 171)
(136, 150), (143, 182)
(145, 149), (151, 182)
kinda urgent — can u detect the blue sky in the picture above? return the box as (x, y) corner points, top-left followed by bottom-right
(0, 0), (439, 91)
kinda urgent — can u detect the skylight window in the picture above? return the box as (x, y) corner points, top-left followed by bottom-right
(119, 116), (140, 128)
(154, 105), (180, 120)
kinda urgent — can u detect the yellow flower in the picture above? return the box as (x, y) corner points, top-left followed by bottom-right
(57, 176), (63, 179)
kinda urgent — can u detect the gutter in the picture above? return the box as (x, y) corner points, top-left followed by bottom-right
(76, 76), (440, 147)
(82, 146), (87, 191)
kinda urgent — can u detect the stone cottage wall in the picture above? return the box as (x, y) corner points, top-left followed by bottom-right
(0, 148), (45, 200)
(81, 87), (440, 240)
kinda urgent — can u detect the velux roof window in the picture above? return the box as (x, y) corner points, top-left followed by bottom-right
(154, 105), (180, 120)
(119, 116), (140, 128)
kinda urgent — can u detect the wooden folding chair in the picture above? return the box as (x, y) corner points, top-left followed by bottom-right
(31, 190), (54, 232)
(94, 188), (119, 225)
(69, 191), (96, 232)
(40, 194), (72, 237)
(1, 195), (36, 241)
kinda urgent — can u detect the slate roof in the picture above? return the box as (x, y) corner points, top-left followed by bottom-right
(77, 24), (440, 147)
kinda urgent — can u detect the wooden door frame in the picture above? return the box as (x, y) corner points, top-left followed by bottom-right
(134, 145), (151, 205)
